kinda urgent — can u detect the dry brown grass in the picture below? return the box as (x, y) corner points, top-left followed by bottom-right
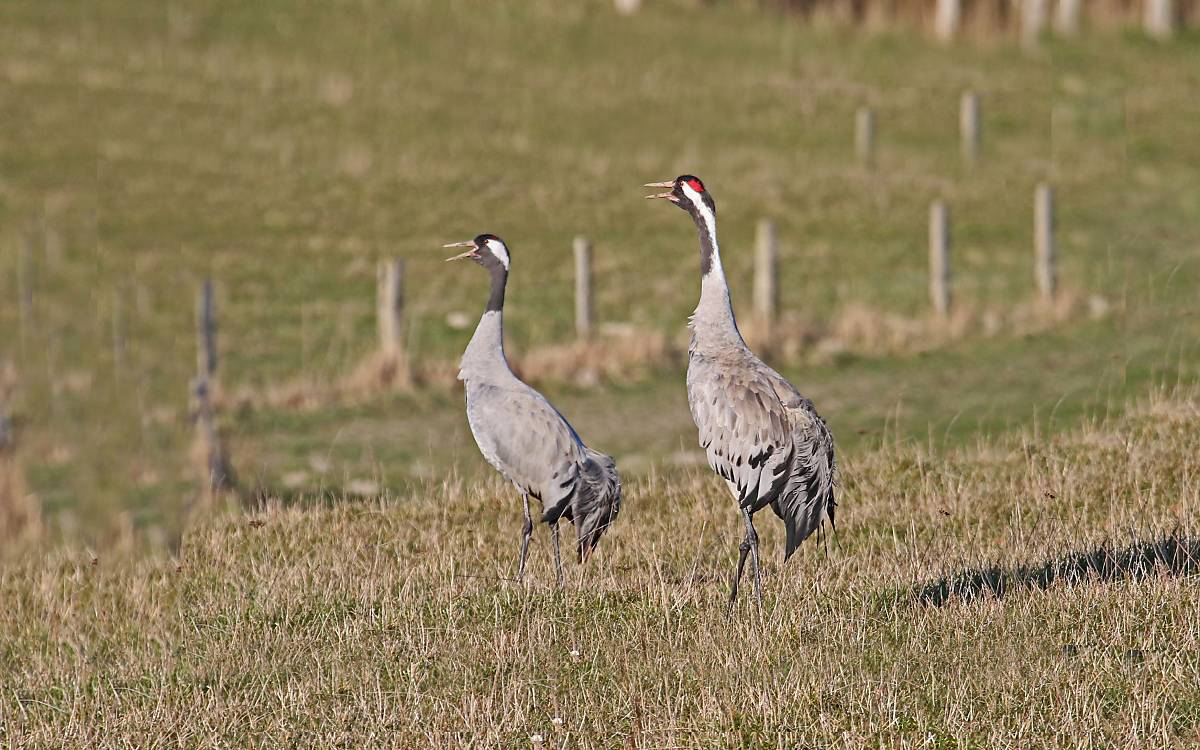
(0, 364), (40, 549)
(513, 326), (678, 388)
(0, 444), (40, 549)
(229, 291), (1103, 420)
(1, 388), (1197, 747)
(226, 352), (415, 413)
(809, 287), (1092, 360)
(343, 351), (415, 394)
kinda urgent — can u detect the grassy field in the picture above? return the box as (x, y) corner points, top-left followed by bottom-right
(1, 4), (1199, 536)
(2, 388), (1198, 747)
(4, 2), (1200, 746)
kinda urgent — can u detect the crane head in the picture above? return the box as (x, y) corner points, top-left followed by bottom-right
(443, 234), (511, 271)
(644, 175), (715, 217)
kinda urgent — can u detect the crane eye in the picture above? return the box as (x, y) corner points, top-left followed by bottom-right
(686, 178), (704, 193)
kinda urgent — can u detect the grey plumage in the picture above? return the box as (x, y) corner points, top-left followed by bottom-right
(686, 350), (837, 559)
(462, 361), (622, 563)
(448, 235), (621, 583)
(646, 175), (837, 610)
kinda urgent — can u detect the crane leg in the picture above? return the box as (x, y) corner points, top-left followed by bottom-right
(726, 535), (752, 613)
(517, 493), (533, 583)
(742, 508), (764, 611)
(551, 521), (564, 588)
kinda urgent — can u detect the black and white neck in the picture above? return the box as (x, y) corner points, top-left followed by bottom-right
(681, 182), (745, 353)
(483, 256), (507, 313)
(457, 236), (516, 381)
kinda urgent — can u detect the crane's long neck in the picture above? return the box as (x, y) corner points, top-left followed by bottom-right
(459, 265), (514, 382)
(689, 204), (746, 354)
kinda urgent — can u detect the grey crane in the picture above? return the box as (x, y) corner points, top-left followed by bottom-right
(645, 176), (838, 611)
(445, 234), (622, 585)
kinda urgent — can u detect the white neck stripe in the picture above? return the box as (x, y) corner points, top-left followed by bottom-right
(485, 239), (510, 270)
(680, 182), (720, 272)
(680, 184), (715, 236)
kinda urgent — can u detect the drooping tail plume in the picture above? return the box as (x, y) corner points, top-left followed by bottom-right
(571, 449), (622, 562)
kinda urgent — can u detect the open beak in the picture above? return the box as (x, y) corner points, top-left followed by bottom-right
(643, 181), (679, 203)
(443, 241), (478, 262)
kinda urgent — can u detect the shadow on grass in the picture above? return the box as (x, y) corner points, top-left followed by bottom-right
(916, 531), (1200, 607)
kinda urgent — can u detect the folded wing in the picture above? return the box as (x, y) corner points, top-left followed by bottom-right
(765, 376), (838, 559)
(466, 383), (622, 559)
(686, 355), (794, 514)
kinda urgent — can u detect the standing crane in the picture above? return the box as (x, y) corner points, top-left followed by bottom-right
(644, 177), (838, 611)
(444, 234), (622, 585)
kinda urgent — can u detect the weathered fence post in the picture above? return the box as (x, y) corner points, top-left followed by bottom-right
(17, 233), (34, 349)
(934, 0), (962, 42)
(929, 201), (951, 317)
(1021, 0), (1049, 47)
(196, 279), (218, 380)
(1035, 183), (1056, 300)
(111, 289), (126, 379)
(960, 91), (980, 166)
(0, 400), (40, 544)
(573, 236), (594, 341)
(191, 278), (234, 502)
(1144, 0), (1175, 38)
(855, 107), (876, 168)
(1055, 0), (1083, 35)
(753, 219), (778, 335)
(376, 258), (405, 357)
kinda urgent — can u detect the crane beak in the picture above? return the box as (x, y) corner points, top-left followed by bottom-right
(643, 181), (679, 203)
(443, 241), (478, 262)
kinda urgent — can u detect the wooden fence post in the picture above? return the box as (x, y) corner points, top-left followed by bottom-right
(855, 107), (876, 168)
(929, 201), (951, 317)
(753, 219), (778, 335)
(934, 0), (962, 41)
(1055, 0), (1082, 35)
(1035, 183), (1056, 300)
(17, 233), (33, 350)
(0, 402), (13, 528)
(0, 401), (40, 544)
(376, 259), (405, 357)
(1021, 0), (1049, 47)
(573, 236), (594, 341)
(191, 278), (234, 500)
(196, 279), (218, 378)
(960, 91), (980, 166)
(0, 409), (10, 454)
(1144, 0), (1175, 38)
(111, 288), (126, 380)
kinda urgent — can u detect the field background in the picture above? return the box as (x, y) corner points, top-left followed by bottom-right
(1, 1), (1199, 744)
(2, 0), (1199, 541)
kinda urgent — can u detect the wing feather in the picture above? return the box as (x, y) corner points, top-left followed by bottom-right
(465, 383), (580, 506)
(689, 351), (838, 560)
(764, 375), (839, 559)
(687, 354), (793, 512)
(562, 448), (622, 561)
(465, 382), (622, 558)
